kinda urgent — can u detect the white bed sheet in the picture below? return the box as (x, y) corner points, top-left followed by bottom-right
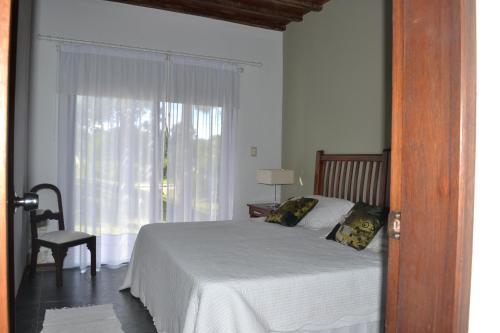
(121, 220), (386, 333)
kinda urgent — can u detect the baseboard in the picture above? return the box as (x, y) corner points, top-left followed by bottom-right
(24, 254), (56, 271)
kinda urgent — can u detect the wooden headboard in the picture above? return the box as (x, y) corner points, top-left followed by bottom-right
(313, 150), (390, 207)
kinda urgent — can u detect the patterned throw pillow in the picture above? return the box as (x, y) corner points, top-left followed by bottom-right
(326, 202), (388, 250)
(265, 197), (318, 227)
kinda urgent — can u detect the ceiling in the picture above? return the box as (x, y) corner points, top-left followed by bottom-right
(106, 0), (331, 31)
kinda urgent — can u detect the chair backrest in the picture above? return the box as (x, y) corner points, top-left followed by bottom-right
(29, 184), (65, 240)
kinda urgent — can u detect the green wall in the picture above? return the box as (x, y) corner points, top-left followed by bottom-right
(282, 0), (391, 198)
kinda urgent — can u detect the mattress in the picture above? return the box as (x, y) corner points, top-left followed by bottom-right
(120, 220), (386, 333)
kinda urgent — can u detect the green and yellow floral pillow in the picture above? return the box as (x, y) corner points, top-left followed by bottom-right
(265, 197), (318, 227)
(326, 202), (388, 250)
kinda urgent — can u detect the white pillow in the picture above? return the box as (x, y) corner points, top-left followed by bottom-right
(366, 227), (388, 252)
(298, 195), (354, 230)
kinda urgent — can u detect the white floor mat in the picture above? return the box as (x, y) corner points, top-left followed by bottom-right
(41, 304), (123, 333)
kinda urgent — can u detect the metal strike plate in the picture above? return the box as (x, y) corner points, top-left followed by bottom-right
(388, 211), (401, 240)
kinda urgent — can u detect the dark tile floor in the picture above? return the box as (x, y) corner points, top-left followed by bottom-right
(15, 266), (158, 333)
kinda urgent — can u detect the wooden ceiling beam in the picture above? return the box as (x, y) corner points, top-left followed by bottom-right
(275, 0), (323, 11)
(107, 0), (292, 30)
(106, 0), (332, 31)
(206, 0), (304, 22)
(236, 0), (321, 12)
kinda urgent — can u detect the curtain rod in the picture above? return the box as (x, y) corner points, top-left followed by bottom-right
(37, 34), (263, 68)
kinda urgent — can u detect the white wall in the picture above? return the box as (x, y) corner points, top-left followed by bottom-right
(13, 0), (33, 295)
(469, 1), (500, 331)
(282, 0), (391, 198)
(29, 0), (283, 224)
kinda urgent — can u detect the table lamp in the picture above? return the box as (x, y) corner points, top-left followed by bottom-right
(256, 169), (295, 207)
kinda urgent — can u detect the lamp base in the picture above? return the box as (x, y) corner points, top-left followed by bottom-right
(273, 184), (280, 208)
(271, 202), (281, 209)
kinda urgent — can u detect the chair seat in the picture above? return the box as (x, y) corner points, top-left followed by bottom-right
(38, 231), (93, 244)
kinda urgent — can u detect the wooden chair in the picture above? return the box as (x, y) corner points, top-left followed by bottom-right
(29, 183), (96, 287)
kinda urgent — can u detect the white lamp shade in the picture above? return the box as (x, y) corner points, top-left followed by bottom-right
(256, 169), (295, 185)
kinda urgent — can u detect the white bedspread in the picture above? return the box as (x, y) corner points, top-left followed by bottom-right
(121, 220), (385, 333)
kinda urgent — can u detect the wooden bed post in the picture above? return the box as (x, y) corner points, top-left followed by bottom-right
(313, 150), (324, 195)
(381, 149), (390, 207)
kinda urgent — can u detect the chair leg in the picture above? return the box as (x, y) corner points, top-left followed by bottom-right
(87, 238), (96, 277)
(29, 243), (40, 278)
(52, 248), (67, 288)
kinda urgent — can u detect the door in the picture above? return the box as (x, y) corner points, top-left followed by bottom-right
(0, 0), (13, 331)
(386, 0), (476, 332)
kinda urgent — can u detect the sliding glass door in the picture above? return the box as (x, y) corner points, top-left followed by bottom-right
(56, 44), (239, 269)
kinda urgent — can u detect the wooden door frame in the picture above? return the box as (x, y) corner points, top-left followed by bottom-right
(386, 0), (476, 332)
(0, 0), (476, 332)
(1, 0), (13, 332)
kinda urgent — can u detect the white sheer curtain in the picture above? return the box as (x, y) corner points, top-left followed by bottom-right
(57, 44), (167, 269)
(57, 45), (239, 270)
(165, 56), (239, 222)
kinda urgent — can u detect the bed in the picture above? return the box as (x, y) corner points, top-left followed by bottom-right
(121, 150), (390, 333)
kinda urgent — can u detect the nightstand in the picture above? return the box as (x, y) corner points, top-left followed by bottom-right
(247, 203), (277, 218)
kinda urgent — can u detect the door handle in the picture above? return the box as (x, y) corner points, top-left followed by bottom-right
(13, 192), (39, 212)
